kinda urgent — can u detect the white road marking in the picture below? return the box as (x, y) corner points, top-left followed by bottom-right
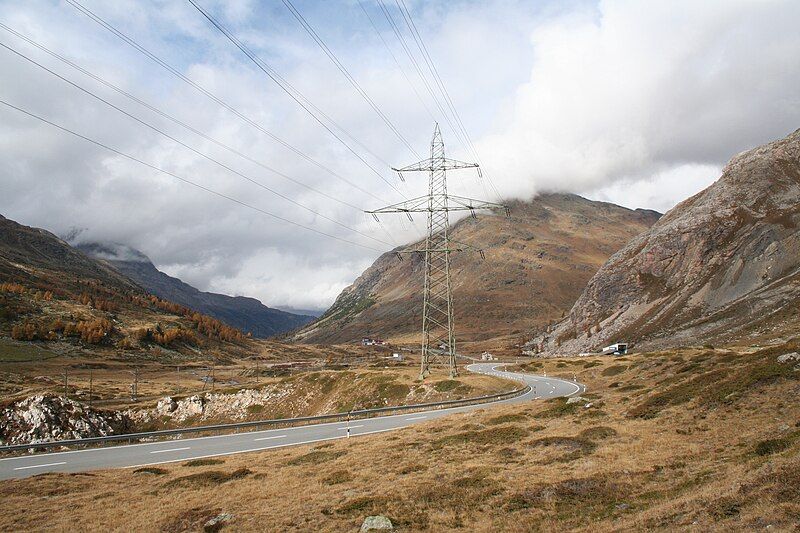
(124, 427), (410, 470)
(405, 416), (427, 421)
(149, 447), (190, 454)
(339, 425), (364, 430)
(253, 435), (287, 442)
(14, 461), (66, 470)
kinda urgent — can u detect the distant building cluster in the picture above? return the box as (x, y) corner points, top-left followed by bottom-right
(361, 337), (387, 346)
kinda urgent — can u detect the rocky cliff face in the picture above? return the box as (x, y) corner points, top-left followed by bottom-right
(295, 194), (659, 346)
(536, 129), (800, 354)
(76, 242), (314, 338)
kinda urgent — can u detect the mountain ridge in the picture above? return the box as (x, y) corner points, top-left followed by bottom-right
(295, 193), (660, 346)
(533, 128), (800, 354)
(75, 242), (314, 338)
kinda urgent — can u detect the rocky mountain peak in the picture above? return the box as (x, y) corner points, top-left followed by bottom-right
(534, 129), (800, 354)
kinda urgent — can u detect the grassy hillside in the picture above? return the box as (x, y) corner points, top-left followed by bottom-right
(4, 343), (797, 531)
(296, 194), (659, 348)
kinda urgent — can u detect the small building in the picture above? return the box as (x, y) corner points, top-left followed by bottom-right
(480, 351), (495, 361)
(392, 353), (404, 361)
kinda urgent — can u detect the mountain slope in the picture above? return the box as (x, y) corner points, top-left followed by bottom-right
(75, 242), (314, 338)
(535, 129), (800, 354)
(0, 215), (138, 294)
(295, 194), (659, 346)
(0, 214), (250, 359)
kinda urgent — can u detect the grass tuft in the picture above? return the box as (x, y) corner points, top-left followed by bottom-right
(287, 450), (346, 466)
(183, 459), (225, 467)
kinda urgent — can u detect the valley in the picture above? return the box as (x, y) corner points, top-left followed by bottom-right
(0, 3), (798, 528)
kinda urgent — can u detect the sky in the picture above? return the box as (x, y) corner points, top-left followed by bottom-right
(0, 0), (799, 313)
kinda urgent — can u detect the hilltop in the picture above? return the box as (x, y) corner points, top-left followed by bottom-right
(295, 194), (659, 348)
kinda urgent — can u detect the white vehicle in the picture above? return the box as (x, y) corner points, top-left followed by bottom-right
(601, 343), (628, 355)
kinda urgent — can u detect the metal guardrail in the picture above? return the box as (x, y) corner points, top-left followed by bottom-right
(0, 383), (531, 453)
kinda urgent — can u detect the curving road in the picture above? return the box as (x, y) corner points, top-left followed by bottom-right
(0, 363), (584, 480)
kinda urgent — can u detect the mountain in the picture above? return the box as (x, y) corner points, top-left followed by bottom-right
(534, 129), (800, 354)
(295, 193), (660, 346)
(75, 242), (314, 338)
(0, 215), (138, 295)
(0, 214), (249, 356)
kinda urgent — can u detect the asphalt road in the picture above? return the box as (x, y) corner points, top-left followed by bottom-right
(0, 363), (584, 480)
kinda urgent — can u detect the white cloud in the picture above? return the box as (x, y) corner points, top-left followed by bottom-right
(0, 0), (798, 312)
(479, 0), (800, 205)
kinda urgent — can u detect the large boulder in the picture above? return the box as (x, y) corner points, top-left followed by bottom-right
(360, 516), (393, 532)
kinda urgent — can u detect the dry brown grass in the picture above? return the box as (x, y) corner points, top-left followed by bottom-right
(1, 345), (798, 532)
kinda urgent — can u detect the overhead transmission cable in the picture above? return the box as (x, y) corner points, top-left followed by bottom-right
(0, 22), (368, 214)
(394, 0), (504, 202)
(0, 99), (384, 252)
(62, 0), (389, 205)
(356, 0), (437, 126)
(281, 0), (421, 160)
(375, 0), (469, 153)
(0, 41), (391, 247)
(186, 0), (409, 200)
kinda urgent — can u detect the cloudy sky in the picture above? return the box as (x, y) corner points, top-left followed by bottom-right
(1, 0), (799, 313)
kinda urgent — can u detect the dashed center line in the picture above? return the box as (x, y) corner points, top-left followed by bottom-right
(253, 435), (287, 442)
(149, 447), (190, 454)
(405, 415), (428, 421)
(14, 461), (66, 470)
(339, 425), (364, 430)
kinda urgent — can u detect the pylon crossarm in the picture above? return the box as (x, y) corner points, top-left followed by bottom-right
(446, 195), (508, 213)
(397, 247), (467, 254)
(365, 195), (429, 214)
(391, 157), (478, 173)
(448, 239), (484, 256)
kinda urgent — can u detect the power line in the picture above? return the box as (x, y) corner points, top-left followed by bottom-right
(281, 0), (421, 159)
(0, 22), (368, 213)
(0, 40), (390, 247)
(376, 0), (469, 153)
(187, 0), (409, 199)
(394, 0), (504, 202)
(0, 99), (384, 253)
(357, 0), (437, 126)
(62, 0), (388, 205)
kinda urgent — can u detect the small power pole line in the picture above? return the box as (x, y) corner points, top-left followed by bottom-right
(255, 358), (260, 384)
(367, 124), (508, 379)
(130, 368), (139, 402)
(63, 368), (68, 399)
(88, 369), (93, 409)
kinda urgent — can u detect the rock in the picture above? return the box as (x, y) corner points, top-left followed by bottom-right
(156, 397), (177, 415)
(182, 395), (205, 417)
(615, 503), (630, 511)
(536, 129), (800, 354)
(360, 515), (393, 531)
(127, 383), (295, 424)
(0, 395), (128, 446)
(204, 512), (233, 532)
(777, 352), (800, 364)
(566, 396), (587, 404)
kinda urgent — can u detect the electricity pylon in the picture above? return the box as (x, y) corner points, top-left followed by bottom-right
(367, 124), (508, 379)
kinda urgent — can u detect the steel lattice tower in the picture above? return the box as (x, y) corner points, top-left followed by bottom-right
(367, 125), (508, 379)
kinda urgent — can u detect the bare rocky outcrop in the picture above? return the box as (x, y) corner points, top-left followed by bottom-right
(127, 383), (297, 424)
(534, 128), (800, 354)
(0, 395), (129, 445)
